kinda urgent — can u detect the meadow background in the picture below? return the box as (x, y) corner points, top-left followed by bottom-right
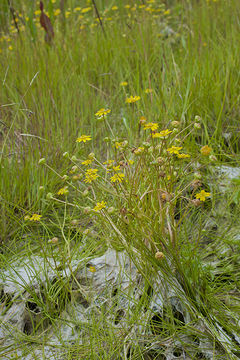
(1, 0), (240, 359)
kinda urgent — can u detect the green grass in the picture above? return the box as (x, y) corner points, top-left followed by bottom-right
(1, 0), (240, 359)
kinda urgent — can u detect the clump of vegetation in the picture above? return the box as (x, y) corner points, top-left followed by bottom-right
(1, 0), (240, 359)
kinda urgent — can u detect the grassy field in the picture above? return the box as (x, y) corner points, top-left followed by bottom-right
(1, 0), (240, 359)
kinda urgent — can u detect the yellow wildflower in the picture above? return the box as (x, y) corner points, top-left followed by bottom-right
(94, 201), (107, 212)
(120, 81), (128, 86)
(133, 147), (144, 155)
(57, 186), (69, 195)
(84, 169), (99, 183)
(200, 145), (212, 156)
(76, 135), (92, 143)
(112, 165), (120, 172)
(115, 141), (124, 149)
(89, 266), (96, 273)
(125, 95), (141, 104)
(103, 159), (114, 165)
(143, 122), (159, 131)
(81, 7), (91, 13)
(110, 173), (125, 183)
(177, 153), (190, 159)
(152, 129), (172, 138)
(54, 9), (61, 16)
(167, 146), (183, 154)
(195, 190), (211, 202)
(95, 108), (111, 118)
(81, 159), (93, 166)
(74, 7), (81, 12)
(29, 214), (42, 221)
(112, 6), (118, 10)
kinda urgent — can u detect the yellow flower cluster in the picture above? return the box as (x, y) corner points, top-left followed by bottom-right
(110, 173), (125, 183)
(195, 190), (211, 201)
(57, 186), (69, 195)
(84, 169), (99, 183)
(76, 135), (92, 143)
(125, 96), (141, 104)
(94, 201), (106, 212)
(95, 108), (111, 118)
(152, 129), (172, 138)
(143, 122), (159, 131)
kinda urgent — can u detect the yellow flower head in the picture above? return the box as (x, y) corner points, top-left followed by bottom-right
(94, 201), (107, 212)
(76, 135), (92, 143)
(195, 190), (211, 202)
(89, 265), (96, 273)
(57, 186), (69, 195)
(115, 141), (124, 149)
(143, 122), (159, 131)
(29, 214), (42, 221)
(110, 173), (125, 183)
(152, 129), (172, 138)
(167, 146), (183, 155)
(125, 95), (141, 104)
(81, 159), (93, 166)
(95, 108), (111, 118)
(84, 169), (99, 183)
(200, 145), (212, 156)
(120, 81), (128, 86)
(81, 7), (91, 13)
(133, 147), (144, 155)
(177, 153), (190, 159)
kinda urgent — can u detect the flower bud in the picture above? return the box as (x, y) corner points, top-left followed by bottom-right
(48, 237), (58, 244)
(209, 155), (217, 162)
(83, 206), (91, 214)
(194, 172), (202, 180)
(62, 174), (69, 181)
(194, 122), (201, 130)
(82, 189), (89, 197)
(71, 219), (78, 226)
(46, 192), (54, 200)
(71, 155), (77, 162)
(143, 141), (151, 148)
(194, 115), (202, 122)
(171, 121), (180, 127)
(39, 186), (44, 192)
(88, 152), (95, 159)
(71, 165), (78, 174)
(63, 152), (69, 158)
(107, 206), (116, 214)
(38, 158), (46, 165)
(155, 251), (165, 260)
